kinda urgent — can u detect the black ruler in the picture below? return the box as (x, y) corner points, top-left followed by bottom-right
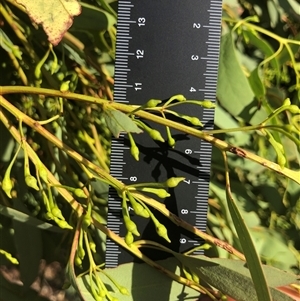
(106, 0), (222, 267)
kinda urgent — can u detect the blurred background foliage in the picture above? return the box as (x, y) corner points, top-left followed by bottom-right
(207, 0), (300, 275)
(0, 0), (299, 299)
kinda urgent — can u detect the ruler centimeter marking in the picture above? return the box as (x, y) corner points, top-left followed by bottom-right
(106, 0), (222, 267)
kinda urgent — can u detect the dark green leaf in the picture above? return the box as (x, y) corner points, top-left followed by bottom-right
(104, 109), (143, 138)
(76, 253), (298, 301)
(174, 254), (298, 301)
(71, 3), (116, 31)
(12, 166), (43, 289)
(0, 204), (65, 233)
(65, 262), (86, 301)
(249, 67), (266, 101)
(12, 221), (42, 288)
(77, 257), (200, 301)
(266, 87), (286, 107)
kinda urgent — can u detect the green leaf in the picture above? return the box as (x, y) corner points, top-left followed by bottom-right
(267, 1), (279, 28)
(103, 109), (143, 138)
(217, 33), (254, 116)
(75, 253), (298, 301)
(5, 156), (44, 289)
(76, 257), (200, 301)
(65, 261), (86, 300)
(250, 228), (298, 272)
(13, 220), (42, 288)
(10, 168), (43, 289)
(173, 254), (298, 301)
(217, 33), (267, 124)
(249, 67), (266, 102)
(71, 2), (116, 31)
(0, 204), (65, 233)
(266, 87), (286, 107)
(225, 181), (272, 301)
(214, 106), (251, 146)
(243, 30), (280, 80)
(244, 30), (281, 102)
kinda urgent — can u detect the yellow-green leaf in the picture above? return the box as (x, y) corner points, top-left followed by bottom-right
(16, 0), (81, 45)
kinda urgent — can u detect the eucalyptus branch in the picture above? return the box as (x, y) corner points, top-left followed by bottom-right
(0, 93), (247, 260)
(2, 105), (184, 288)
(1, 87), (299, 184)
(223, 17), (300, 87)
(0, 2), (298, 300)
(92, 218), (204, 293)
(0, 95), (124, 191)
(222, 17), (300, 46)
(131, 191), (246, 261)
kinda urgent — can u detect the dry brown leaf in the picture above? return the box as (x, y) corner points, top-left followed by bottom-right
(16, 0), (81, 45)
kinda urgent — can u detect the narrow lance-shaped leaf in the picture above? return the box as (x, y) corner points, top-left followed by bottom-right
(223, 152), (272, 301)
